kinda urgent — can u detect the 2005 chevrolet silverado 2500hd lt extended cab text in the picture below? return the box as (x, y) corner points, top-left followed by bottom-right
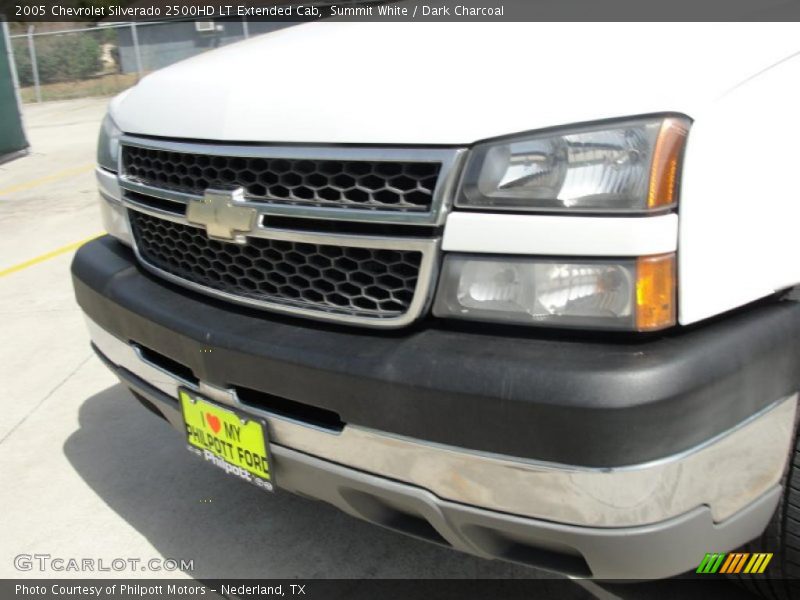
(71, 22), (800, 587)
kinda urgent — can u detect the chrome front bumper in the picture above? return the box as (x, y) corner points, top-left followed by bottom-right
(87, 315), (796, 577)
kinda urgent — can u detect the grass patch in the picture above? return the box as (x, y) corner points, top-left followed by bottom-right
(20, 73), (140, 103)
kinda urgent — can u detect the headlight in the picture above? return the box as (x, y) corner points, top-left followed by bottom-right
(433, 254), (675, 331)
(97, 113), (122, 172)
(96, 119), (131, 246)
(457, 116), (689, 213)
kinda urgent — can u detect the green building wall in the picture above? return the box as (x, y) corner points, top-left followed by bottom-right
(0, 25), (28, 162)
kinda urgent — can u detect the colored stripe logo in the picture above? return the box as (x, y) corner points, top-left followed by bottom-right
(696, 552), (773, 574)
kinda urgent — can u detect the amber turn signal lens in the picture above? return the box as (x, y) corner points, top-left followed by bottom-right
(648, 119), (690, 209)
(636, 254), (676, 331)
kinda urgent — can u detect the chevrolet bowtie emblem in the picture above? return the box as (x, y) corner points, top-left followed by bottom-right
(186, 188), (257, 243)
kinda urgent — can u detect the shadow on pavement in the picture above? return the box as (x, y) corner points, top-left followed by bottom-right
(62, 383), (588, 593)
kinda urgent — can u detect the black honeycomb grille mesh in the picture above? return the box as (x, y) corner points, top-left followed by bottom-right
(122, 146), (441, 212)
(129, 211), (423, 317)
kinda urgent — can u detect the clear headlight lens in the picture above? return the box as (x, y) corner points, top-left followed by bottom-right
(97, 113), (122, 172)
(458, 116), (689, 212)
(96, 116), (131, 246)
(433, 254), (675, 331)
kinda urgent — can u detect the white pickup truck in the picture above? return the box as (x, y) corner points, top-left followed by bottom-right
(72, 22), (800, 588)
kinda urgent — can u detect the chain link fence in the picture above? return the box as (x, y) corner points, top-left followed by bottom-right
(8, 20), (292, 103)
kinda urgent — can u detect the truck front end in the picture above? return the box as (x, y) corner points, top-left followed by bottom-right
(72, 23), (800, 580)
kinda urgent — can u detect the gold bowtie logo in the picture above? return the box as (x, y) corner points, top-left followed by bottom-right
(186, 188), (257, 243)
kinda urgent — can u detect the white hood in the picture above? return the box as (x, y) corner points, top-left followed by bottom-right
(112, 22), (799, 145)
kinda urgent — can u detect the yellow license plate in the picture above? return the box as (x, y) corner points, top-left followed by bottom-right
(179, 389), (273, 492)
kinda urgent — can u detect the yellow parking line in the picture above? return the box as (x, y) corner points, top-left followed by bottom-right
(0, 163), (94, 196)
(0, 233), (103, 278)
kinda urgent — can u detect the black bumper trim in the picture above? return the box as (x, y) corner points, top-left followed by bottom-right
(73, 236), (800, 467)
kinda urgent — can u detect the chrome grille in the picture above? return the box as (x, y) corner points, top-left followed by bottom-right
(118, 137), (465, 327)
(129, 211), (424, 318)
(122, 146), (441, 212)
